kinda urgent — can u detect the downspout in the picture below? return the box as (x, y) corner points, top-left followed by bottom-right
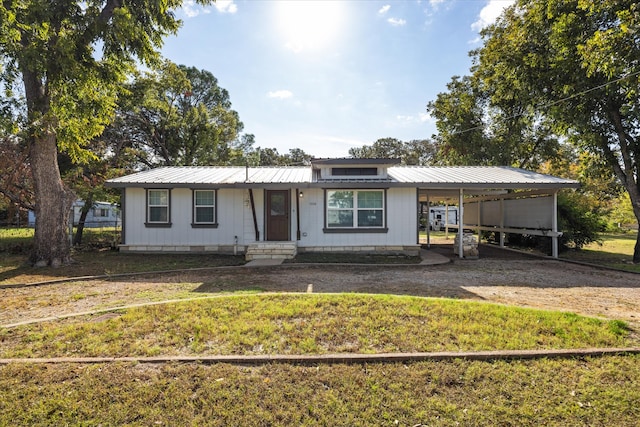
(248, 189), (260, 241)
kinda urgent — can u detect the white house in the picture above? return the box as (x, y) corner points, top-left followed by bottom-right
(105, 158), (579, 259)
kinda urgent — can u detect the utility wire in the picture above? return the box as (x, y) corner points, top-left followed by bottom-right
(445, 69), (640, 137)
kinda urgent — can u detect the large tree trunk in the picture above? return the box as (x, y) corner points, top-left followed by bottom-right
(22, 65), (76, 267)
(29, 132), (76, 267)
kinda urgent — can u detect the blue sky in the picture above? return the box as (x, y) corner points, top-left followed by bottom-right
(162, 0), (514, 158)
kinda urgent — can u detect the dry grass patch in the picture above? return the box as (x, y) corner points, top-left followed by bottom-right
(1, 356), (639, 426)
(0, 252), (245, 285)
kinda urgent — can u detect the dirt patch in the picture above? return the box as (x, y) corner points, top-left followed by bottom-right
(1, 245), (639, 331)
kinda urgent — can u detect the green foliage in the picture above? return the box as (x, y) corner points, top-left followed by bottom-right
(348, 137), (436, 165)
(0, 0), (215, 265)
(557, 190), (606, 249)
(609, 193), (637, 229)
(427, 75), (560, 169)
(475, 0), (640, 260)
(428, 0), (640, 260)
(106, 61), (239, 167)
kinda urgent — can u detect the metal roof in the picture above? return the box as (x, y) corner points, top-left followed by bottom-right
(106, 165), (579, 189)
(106, 166), (312, 188)
(387, 166), (579, 189)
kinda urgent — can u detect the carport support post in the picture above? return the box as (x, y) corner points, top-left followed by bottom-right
(458, 188), (464, 259)
(426, 193), (431, 248)
(552, 191), (559, 258)
(499, 197), (505, 248)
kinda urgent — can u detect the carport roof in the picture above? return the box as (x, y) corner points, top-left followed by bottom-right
(106, 165), (579, 190)
(388, 166), (579, 189)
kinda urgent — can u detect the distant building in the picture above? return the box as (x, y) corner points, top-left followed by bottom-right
(28, 200), (121, 228)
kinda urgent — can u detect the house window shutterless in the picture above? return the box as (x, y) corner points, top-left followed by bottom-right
(192, 189), (218, 228)
(145, 189), (171, 227)
(325, 189), (387, 232)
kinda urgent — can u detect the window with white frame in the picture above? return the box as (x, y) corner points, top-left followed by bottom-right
(326, 190), (385, 229)
(146, 189), (170, 225)
(193, 189), (217, 226)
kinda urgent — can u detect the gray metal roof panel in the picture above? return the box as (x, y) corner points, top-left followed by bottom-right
(106, 165), (579, 189)
(387, 166), (579, 187)
(106, 166), (312, 187)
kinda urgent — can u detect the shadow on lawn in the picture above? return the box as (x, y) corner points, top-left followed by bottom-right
(192, 262), (485, 301)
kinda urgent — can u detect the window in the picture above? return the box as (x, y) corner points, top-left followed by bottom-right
(146, 189), (170, 227)
(326, 190), (386, 231)
(331, 167), (378, 176)
(94, 208), (109, 218)
(192, 190), (217, 227)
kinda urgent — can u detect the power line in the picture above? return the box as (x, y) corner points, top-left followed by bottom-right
(445, 69), (640, 137)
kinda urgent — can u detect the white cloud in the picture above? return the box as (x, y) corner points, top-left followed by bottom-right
(267, 90), (293, 99)
(471, 0), (514, 32)
(214, 0), (238, 14)
(181, 1), (206, 18)
(396, 112), (433, 124)
(419, 112), (433, 123)
(182, 0), (236, 17)
(388, 17), (407, 27)
(378, 5), (391, 15)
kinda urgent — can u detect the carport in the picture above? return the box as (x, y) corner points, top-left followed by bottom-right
(388, 166), (580, 259)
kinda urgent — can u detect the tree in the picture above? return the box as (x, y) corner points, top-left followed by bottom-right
(348, 138), (436, 165)
(474, 0), (640, 262)
(255, 147), (311, 166)
(427, 75), (560, 169)
(0, 0), (213, 266)
(110, 61), (246, 168)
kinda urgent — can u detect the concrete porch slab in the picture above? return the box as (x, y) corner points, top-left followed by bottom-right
(244, 259), (285, 267)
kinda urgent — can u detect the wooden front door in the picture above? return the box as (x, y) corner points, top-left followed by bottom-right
(266, 190), (290, 241)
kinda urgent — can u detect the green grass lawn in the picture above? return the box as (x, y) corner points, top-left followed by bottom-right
(560, 232), (640, 272)
(1, 294), (635, 358)
(0, 294), (638, 426)
(1, 229), (639, 425)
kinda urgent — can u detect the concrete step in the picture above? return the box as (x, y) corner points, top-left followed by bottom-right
(246, 241), (297, 261)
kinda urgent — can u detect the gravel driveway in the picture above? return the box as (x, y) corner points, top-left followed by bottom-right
(2, 245), (639, 330)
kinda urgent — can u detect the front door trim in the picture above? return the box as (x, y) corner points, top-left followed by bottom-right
(265, 189), (290, 241)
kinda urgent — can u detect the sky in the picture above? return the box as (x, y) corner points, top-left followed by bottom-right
(161, 0), (515, 158)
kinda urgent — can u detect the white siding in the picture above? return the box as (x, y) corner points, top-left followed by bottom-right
(123, 186), (419, 251)
(124, 187), (248, 247)
(242, 189), (264, 244)
(463, 196), (553, 229)
(297, 187), (417, 249)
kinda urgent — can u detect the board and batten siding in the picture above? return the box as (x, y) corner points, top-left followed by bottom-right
(242, 189), (264, 244)
(296, 187), (418, 250)
(123, 187), (247, 250)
